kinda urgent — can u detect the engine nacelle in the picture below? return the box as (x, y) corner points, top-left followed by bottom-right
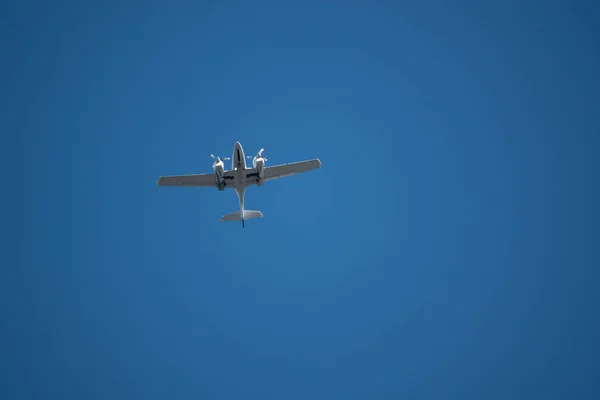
(253, 156), (265, 184)
(213, 159), (225, 190)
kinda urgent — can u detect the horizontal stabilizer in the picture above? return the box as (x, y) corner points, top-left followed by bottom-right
(243, 210), (263, 220)
(221, 211), (242, 222)
(220, 210), (263, 222)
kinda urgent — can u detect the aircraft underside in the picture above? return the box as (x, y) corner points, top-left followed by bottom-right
(156, 141), (321, 227)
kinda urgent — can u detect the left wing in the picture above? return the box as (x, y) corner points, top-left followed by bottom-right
(157, 173), (216, 187)
(262, 159), (321, 182)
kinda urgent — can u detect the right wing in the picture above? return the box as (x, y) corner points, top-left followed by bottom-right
(262, 159), (322, 182)
(157, 173), (217, 187)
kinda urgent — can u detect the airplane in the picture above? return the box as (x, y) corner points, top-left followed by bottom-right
(156, 141), (321, 227)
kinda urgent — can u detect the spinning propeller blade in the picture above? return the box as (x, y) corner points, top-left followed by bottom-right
(247, 148), (267, 162)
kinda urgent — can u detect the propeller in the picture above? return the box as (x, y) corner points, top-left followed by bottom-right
(247, 148), (267, 161)
(211, 154), (230, 161)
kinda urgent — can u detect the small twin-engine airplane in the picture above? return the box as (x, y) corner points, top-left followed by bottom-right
(157, 142), (321, 227)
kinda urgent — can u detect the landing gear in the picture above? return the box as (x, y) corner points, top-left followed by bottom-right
(242, 220), (245, 228)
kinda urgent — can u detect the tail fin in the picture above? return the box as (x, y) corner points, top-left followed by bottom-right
(220, 210), (263, 222)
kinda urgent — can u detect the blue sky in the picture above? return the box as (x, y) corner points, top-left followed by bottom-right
(5, 0), (600, 398)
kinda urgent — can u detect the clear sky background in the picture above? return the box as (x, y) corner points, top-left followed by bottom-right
(5, 0), (600, 399)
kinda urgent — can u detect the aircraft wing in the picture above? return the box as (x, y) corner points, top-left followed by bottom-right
(157, 173), (217, 187)
(262, 159), (322, 181)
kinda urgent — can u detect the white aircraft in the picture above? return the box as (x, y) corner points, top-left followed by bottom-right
(157, 141), (321, 227)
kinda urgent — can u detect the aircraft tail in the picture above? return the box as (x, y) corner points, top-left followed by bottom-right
(220, 210), (263, 223)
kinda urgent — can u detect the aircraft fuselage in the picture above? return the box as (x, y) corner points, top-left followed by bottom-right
(230, 142), (248, 227)
(232, 141), (246, 171)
